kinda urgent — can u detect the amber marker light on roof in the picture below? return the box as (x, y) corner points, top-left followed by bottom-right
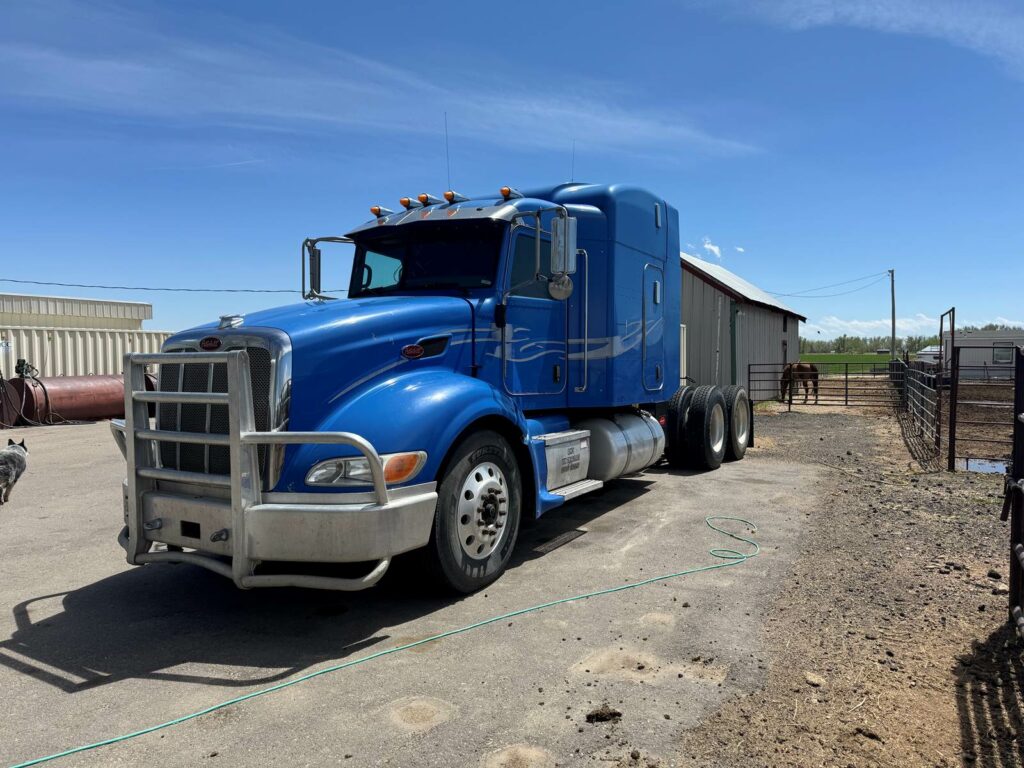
(500, 186), (523, 200)
(370, 205), (394, 217)
(418, 193), (443, 206)
(444, 190), (469, 203)
(400, 197), (423, 210)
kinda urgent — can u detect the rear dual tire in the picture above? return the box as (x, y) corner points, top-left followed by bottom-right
(664, 384), (750, 470)
(720, 385), (750, 461)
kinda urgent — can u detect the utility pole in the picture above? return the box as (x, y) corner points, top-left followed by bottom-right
(889, 269), (896, 359)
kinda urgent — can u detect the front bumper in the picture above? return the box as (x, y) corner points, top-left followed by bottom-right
(114, 349), (438, 591)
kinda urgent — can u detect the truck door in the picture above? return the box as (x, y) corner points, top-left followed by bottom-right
(502, 231), (567, 400)
(642, 264), (665, 392)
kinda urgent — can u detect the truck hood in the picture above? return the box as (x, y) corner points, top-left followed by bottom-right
(168, 295), (475, 432)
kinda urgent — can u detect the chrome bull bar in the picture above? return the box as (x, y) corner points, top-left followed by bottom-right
(117, 350), (413, 591)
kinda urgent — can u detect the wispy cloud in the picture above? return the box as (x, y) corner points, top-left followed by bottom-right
(734, 246), (745, 253)
(708, 0), (1024, 78)
(804, 313), (938, 338)
(0, 1), (755, 157)
(150, 158), (265, 172)
(701, 236), (722, 260)
(803, 313), (1024, 339)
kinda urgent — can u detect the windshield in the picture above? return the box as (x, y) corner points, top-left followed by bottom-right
(348, 220), (505, 297)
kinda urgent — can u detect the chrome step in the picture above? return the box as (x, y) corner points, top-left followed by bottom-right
(552, 478), (603, 501)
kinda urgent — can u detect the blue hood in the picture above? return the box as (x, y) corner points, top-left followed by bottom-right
(244, 296), (474, 431)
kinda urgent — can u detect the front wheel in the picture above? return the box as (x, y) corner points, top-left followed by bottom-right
(428, 430), (522, 593)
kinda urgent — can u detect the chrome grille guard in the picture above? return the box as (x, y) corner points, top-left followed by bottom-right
(117, 349), (396, 591)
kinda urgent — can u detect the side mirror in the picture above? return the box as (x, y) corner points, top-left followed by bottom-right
(308, 245), (322, 296)
(550, 216), (577, 275)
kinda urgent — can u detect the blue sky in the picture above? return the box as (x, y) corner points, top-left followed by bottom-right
(1, 0), (1021, 340)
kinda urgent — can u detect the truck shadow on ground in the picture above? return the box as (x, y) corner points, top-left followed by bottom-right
(0, 477), (658, 695)
(955, 624), (1024, 767)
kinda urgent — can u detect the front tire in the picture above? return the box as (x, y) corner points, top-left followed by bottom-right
(429, 430), (522, 593)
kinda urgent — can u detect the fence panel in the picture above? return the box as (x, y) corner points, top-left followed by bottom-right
(945, 346), (1016, 470)
(1005, 347), (1023, 637)
(748, 360), (904, 409)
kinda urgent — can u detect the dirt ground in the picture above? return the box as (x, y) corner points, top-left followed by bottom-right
(678, 403), (1022, 767)
(1, 404), (1020, 768)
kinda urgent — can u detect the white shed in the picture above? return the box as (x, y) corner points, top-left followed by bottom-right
(0, 293), (171, 378)
(942, 328), (1022, 380)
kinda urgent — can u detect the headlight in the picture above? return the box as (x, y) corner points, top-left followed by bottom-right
(305, 451), (428, 487)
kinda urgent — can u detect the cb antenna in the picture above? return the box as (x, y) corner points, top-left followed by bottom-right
(570, 138), (576, 182)
(444, 112), (452, 190)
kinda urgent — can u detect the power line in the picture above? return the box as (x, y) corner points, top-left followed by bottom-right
(768, 270), (889, 297)
(0, 278), (298, 294)
(773, 274), (890, 299)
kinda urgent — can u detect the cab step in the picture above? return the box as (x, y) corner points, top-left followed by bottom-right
(552, 478), (604, 501)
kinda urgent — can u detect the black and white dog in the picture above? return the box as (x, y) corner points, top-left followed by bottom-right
(0, 438), (28, 505)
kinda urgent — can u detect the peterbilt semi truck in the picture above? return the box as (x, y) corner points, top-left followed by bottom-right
(111, 183), (751, 594)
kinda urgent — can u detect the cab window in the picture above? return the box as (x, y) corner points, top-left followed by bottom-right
(360, 251), (403, 291)
(509, 233), (552, 299)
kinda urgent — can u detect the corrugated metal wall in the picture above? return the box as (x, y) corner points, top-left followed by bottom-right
(0, 327), (170, 378)
(0, 293), (151, 329)
(682, 269), (733, 386)
(733, 304), (799, 394)
(682, 268), (800, 393)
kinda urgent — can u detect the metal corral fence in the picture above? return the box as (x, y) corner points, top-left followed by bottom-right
(1001, 346), (1023, 637)
(748, 360), (904, 409)
(902, 360), (941, 449)
(945, 346), (1016, 470)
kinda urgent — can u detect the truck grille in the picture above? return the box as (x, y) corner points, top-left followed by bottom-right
(156, 347), (274, 480)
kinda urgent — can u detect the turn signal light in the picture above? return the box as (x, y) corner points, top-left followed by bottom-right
(383, 452), (428, 484)
(399, 197), (423, 210)
(500, 186), (523, 200)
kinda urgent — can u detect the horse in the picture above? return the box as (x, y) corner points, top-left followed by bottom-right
(780, 362), (819, 404)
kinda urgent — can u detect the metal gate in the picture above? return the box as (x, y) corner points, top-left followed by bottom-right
(1002, 347), (1023, 637)
(748, 360), (904, 409)
(945, 346), (1016, 471)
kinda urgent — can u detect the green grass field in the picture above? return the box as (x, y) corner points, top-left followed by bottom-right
(799, 353), (894, 365)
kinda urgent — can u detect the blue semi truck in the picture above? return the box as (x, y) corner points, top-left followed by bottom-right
(111, 183), (751, 593)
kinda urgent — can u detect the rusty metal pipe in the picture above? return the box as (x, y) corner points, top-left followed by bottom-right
(9, 373), (156, 424)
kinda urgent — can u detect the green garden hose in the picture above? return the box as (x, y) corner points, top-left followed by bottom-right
(9, 515), (759, 768)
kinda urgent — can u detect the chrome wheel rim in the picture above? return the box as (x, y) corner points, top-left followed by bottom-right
(456, 461), (508, 559)
(732, 398), (749, 447)
(710, 403), (726, 455)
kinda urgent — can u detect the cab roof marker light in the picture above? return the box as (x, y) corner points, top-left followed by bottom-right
(500, 186), (524, 200)
(418, 193), (444, 206)
(399, 197), (424, 210)
(370, 205), (395, 218)
(444, 190), (469, 203)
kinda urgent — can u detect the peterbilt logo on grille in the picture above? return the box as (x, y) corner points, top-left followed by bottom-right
(199, 337), (222, 351)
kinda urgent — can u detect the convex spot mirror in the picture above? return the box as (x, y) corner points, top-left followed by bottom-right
(550, 216), (577, 275)
(547, 273), (573, 300)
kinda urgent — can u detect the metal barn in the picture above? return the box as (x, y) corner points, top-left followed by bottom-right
(680, 254), (804, 392)
(0, 293), (170, 378)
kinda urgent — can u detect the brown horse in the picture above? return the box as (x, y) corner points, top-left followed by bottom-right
(780, 362), (819, 404)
